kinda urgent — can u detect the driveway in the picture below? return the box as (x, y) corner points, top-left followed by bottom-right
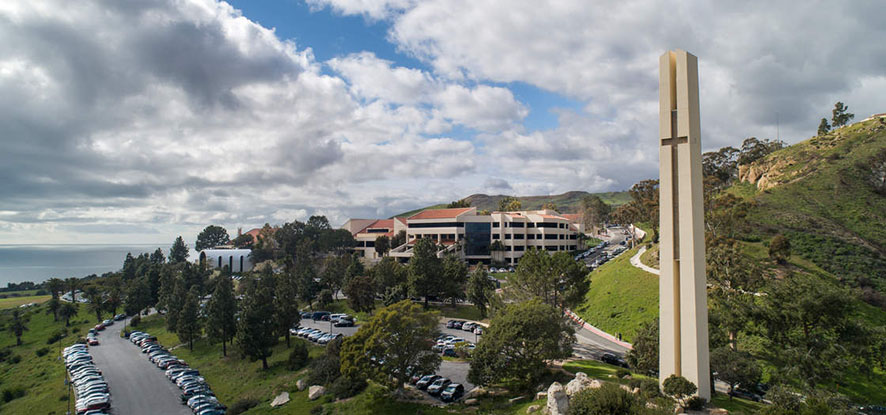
(88, 318), (191, 415)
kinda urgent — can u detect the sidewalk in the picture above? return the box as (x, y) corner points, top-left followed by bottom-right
(629, 246), (660, 276)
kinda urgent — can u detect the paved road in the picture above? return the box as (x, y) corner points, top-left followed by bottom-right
(89, 318), (191, 415)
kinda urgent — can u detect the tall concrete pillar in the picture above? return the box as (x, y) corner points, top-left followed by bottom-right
(658, 49), (710, 400)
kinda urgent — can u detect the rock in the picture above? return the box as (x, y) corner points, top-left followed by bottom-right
(710, 409), (729, 415)
(527, 404), (540, 413)
(632, 387), (640, 395)
(565, 372), (595, 397)
(620, 384), (633, 393)
(308, 385), (326, 400)
(546, 382), (569, 415)
(270, 391), (290, 407)
(296, 379), (307, 391)
(508, 396), (526, 404)
(464, 398), (479, 406)
(463, 386), (487, 400)
(535, 391), (547, 401)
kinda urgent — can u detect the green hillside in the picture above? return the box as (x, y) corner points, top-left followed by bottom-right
(392, 190), (630, 218)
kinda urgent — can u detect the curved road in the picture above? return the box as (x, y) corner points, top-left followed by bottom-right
(89, 318), (191, 415)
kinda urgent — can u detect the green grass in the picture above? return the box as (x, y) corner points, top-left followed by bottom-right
(0, 302), (103, 414)
(836, 367), (886, 405)
(428, 303), (484, 322)
(562, 359), (652, 385)
(710, 393), (764, 414)
(574, 246), (658, 342)
(0, 294), (50, 309)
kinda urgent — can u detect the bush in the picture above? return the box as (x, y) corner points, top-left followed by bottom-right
(330, 375), (367, 399)
(35, 347), (50, 357)
(686, 396), (706, 410)
(46, 330), (66, 345)
(568, 382), (641, 415)
(2, 386), (26, 403)
(615, 368), (631, 378)
(307, 355), (341, 386)
(9, 355), (21, 364)
(130, 315), (141, 327)
(228, 398), (259, 415)
(287, 341), (309, 371)
(310, 405), (325, 415)
(628, 378), (661, 400)
(35, 289), (49, 295)
(0, 348), (11, 363)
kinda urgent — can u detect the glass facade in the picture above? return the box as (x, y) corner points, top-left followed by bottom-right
(464, 222), (491, 256)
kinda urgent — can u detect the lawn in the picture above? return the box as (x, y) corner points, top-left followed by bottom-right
(0, 294), (50, 309)
(710, 393), (764, 414)
(574, 245), (659, 342)
(562, 359), (652, 385)
(429, 303), (485, 322)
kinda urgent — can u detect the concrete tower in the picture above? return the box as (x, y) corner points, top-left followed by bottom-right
(658, 49), (710, 400)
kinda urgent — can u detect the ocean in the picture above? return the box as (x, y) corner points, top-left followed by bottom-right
(0, 244), (170, 286)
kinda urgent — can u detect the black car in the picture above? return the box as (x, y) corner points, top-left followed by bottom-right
(415, 375), (440, 390)
(427, 378), (451, 396)
(440, 383), (464, 402)
(600, 353), (628, 368)
(728, 388), (762, 402)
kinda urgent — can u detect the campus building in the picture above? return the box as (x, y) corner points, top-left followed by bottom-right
(198, 248), (254, 273)
(345, 207), (582, 265)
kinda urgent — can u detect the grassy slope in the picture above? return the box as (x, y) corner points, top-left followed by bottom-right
(391, 190), (631, 218)
(574, 246), (659, 343)
(0, 302), (101, 414)
(0, 294), (50, 309)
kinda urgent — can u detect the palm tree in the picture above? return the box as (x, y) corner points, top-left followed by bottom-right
(84, 286), (104, 322)
(66, 277), (80, 302)
(10, 310), (27, 346)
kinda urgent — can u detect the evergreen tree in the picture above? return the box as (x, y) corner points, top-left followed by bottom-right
(46, 297), (61, 322)
(768, 234), (791, 264)
(343, 275), (375, 313)
(440, 254), (468, 306)
(66, 277), (80, 302)
(206, 275), (238, 356)
(345, 252), (365, 286)
(195, 225), (231, 251)
(275, 270), (300, 347)
(169, 236), (189, 263)
(124, 277), (152, 317)
(831, 101), (854, 127)
(370, 256), (407, 295)
(150, 248), (165, 264)
(59, 302), (78, 327)
(10, 310), (27, 346)
(238, 271), (278, 369)
(165, 277), (187, 332)
(84, 286), (104, 322)
(177, 287), (202, 351)
(374, 235), (390, 257)
(408, 238), (442, 307)
(319, 255), (348, 300)
(817, 117), (831, 135)
(467, 266), (496, 318)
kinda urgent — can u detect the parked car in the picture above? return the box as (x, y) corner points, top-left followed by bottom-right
(427, 378), (452, 396)
(461, 322), (476, 332)
(311, 311), (330, 321)
(440, 383), (465, 402)
(728, 388), (762, 402)
(600, 353), (628, 368)
(334, 317), (354, 327)
(473, 326), (484, 335)
(416, 375), (440, 390)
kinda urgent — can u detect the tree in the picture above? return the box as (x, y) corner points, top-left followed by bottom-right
(467, 266), (496, 318)
(498, 196), (522, 211)
(831, 101), (854, 128)
(150, 248), (165, 264)
(177, 287), (202, 351)
(370, 257), (407, 295)
(374, 235), (390, 258)
(46, 297), (61, 322)
(768, 234), (791, 264)
(702, 146), (740, 186)
(58, 302), (78, 327)
(46, 277), (65, 300)
(66, 277), (80, 302)
(541, 201), (558, 211)
(206, 275), (237, 356)
(817, 118), (831, 136)
(320, 255), (348, 301)
(510, 249), (588, 308)
(408, 238), (442, 307)
(164, 277), (186, 332)
(468, 299), (574, 389)
(238, 271), (278, 369)
(10, 310), (27, 346)
(124, 277), (152, 317)
(580, 195), (611, 233)
(737, 137), (785, 166)
(102, 275), (123, 317)
(345, 252), (365, 285)
(568, 382), (642, 415)
(710, 347), (761, 398)
(169, 236), (189, 263)
(614, 180), (660, 241)
(662, 375), (697, 408)
(195, 225), (230, 251)
(84, 286), (104, 322)
(343, 275), (376, 314)
(440, 254), (468, 306)
(339, 300), (440, 391)
(275, 270), (300, 348)
(446, 199), (471, 208)
(275, 220), (305, 258)
(232, 233), (254, 248)
(625, 320), (659, 376)
(390, 230), (406, 249)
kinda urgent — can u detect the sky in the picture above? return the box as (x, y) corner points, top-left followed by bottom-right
(0, 0), (884, 245)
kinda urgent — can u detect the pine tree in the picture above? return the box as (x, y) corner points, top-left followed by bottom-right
(817, 118), (830, 136)
(467, 266), (496, 318)
(207, 275), (238, 356)
(275, 270), (300, 348)
(177, 287), (202, 351)
(165, 277), (186, 332)
(10, 310), (27, 346)
(238, 271), (278, 369)
(831, 101), (855, 127)
(169, 236), (189, 263)
(408, 238), (442, 307)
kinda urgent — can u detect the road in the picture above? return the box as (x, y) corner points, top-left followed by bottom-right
(89, 318), (191, 415)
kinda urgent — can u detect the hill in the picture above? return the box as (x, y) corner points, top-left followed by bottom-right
(392, 190), (631, 218)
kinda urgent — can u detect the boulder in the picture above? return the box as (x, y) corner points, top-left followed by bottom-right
(565, 372), (596, 397)
(296, 379), (307, 391)
(308, 385), (326, 401)
(535, 391), (547, 401)
(546, 382), (569, 415)
(270, 391), (290, 407)
(710, 409), (729, 415)
(463, 386), (487, 400)
(464, 398), (479, 406)
(527, 404), (540, 413)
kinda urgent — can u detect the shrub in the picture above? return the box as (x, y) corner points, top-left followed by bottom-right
(287, 341), (309, 371)
(1, 386), (26, 403)
(59, 394), (69, 401)
(307, 356), (341, 386)
(615, 368), (631, 378)
(35, 289), (49, 295)
(568, 382), (641, 415)
(9, 355), (21, 364)
(310, 405), (325, 415)
(46, 330), (66, 345)
(686, 396), (706, 410)
(628, 378), (661, 400)
(130, 315), (141, 327)
(35, 347), (50, 357)
(228, 398), (259, 415)
(330, 375), (367, 399)
(0, 348), (11, 363)
(662, 375), (696, 408)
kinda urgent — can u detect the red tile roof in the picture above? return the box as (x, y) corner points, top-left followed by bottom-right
(408, 207), (473, 220)
(394, 217), (407, 225)
(561, 213), (582, 223)
(540, 214), (568, 220)
(356, 219), (396, 236)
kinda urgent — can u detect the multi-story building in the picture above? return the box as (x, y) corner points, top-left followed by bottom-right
(342, 217), (407, 262)
(345, 207), (581, 265)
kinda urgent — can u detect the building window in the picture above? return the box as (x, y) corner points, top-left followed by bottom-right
(510, 222), (525, 228)
(546, 246), (558, 251)
(536, 222), (558, 228)
(513, 234), (524, 239)
(239, 256), (244, 272)
(527, 234), (535, 240)
(505, 234), (512, 239)
(218, 256), (222, 268)
(367, 228), (389, 233)
(464, 222), (492, 256)
(408, 222), (465, 228)
(544, 234), (557, 240)
(527, 223), (535, 228)
(559, 234), (564, 240)
(492, 234), (500, 239)
(514, 245), (525, 251)
(570, 234), (577, 239)
(492, 222), (499, 228)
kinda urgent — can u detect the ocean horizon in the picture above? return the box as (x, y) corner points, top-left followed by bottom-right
(0, 244), (177, 286)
